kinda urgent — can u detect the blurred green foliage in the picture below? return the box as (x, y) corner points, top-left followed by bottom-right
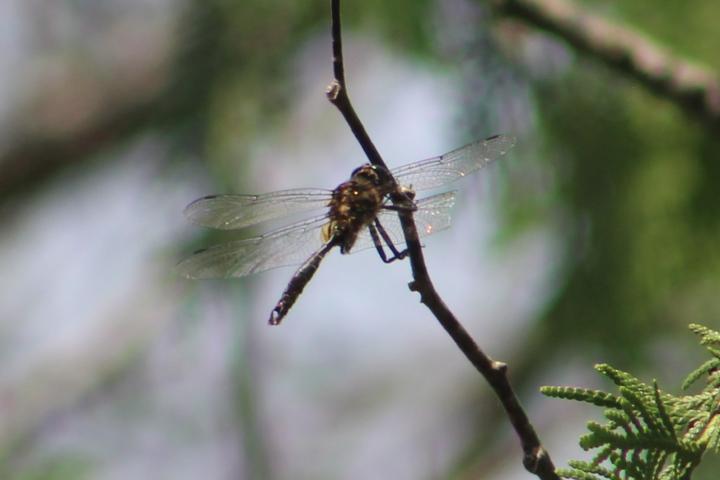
(500, 0), (720, 375)
(474, 2), (720, 479)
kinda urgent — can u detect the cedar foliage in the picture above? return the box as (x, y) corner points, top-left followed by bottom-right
(542, 324), (720, 479)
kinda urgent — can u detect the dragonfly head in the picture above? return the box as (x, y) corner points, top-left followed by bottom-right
(350, 164), (394, 190)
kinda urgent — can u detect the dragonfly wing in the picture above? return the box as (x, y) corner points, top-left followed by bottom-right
(351, 191), (457, 253)
(410, 191), (457, 237)
(390, 134), (515, 191)
(177, 213), (331, 279)
(184, 188), (332, 230)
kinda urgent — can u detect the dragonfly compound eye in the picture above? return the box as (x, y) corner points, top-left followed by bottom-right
(354, 165), (393, 188)
(350, 164), (370, 178)
(371, 166), (393, 186)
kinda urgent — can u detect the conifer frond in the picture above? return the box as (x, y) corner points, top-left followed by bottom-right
(688, 324), (720, 345)
(681, 358), (720, 391)
(540, 386), (622, 408)
(543, 324), (720, 479)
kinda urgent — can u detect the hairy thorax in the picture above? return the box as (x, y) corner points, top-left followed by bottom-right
(323, 164), (394, 253)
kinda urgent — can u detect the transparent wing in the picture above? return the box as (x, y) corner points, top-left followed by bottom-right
(351, 191), (457, 253)
(176, 213), (331, 279)
(390, 134), (515, 191)
(184, 188), (332, 230)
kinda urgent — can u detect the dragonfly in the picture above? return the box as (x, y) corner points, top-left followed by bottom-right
(177, 134), (515, 325)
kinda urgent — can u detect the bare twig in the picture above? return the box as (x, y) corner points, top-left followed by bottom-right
(0, 95), (161, 199)
(325, 1), (559, 478)
(396, 211), (558, 480)
(326, 0), (386, 169)
(492, 0), (720, 131)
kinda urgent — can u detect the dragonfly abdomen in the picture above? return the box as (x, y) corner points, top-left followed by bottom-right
(269, 240), (337, 325)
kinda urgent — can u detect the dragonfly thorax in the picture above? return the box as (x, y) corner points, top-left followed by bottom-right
(324, 164), (396, 254)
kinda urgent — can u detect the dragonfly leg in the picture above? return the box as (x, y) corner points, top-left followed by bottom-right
(375, 218), (409, 260)
(368, 219), (407, 264)
(381, 203), (417, 213)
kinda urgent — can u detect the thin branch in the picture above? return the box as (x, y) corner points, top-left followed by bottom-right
(0, 95), (161, 199)
(330, 0), (345, 87)
(326, 1), (559, 478)
(326, 0), (386, 169)
(396, 207), (559, 480)
(492, 0), (720, 132)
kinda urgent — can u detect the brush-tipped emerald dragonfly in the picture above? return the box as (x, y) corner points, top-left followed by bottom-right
(178, 134), (515, 324)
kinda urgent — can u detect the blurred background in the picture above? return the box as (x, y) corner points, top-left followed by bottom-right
(1, 0), (719, 479)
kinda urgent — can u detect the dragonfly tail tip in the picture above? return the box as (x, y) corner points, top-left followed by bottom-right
(268, 310), (283, 325)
